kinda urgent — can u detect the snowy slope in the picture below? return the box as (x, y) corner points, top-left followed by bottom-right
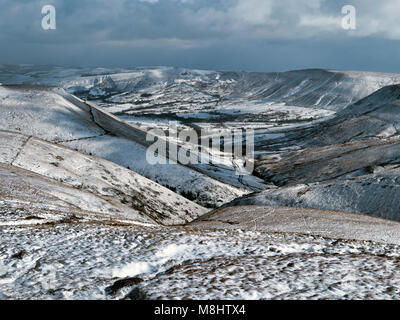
(225, 167), (400, 222)
(0, 85), (104, 142)
(193, 206), (400, 245)
(303, 84), (400, 147)
(247, 85), (400, 220)
(0, 162), (145, 223)
(0, 130), (206, 225)
(255, 137), (400, 186)
(0, 85), (248, 208)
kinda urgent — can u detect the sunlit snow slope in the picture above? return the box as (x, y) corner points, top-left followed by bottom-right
(0, 84), (247, 209)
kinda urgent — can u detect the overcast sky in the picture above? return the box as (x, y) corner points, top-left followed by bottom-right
(1, 0), (400, 72)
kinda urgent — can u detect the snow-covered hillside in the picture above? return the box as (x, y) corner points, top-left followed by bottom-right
(3, 65), (400, 158)
(0, 84), (248, 208)
(2, 65), (400, 112)
(0, 130), (208, 225)
(2, 64), (400, 300)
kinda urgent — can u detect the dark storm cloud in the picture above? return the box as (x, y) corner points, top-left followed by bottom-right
(0, 0), (400, 72)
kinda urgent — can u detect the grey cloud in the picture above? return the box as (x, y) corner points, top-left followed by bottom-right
(0, 0), (399, 72)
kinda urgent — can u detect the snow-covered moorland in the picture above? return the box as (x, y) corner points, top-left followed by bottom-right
(1, 65), (400, 299)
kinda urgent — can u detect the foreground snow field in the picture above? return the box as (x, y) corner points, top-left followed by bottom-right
(1, 205), (400, 300)
(1, 65), (400, 299)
